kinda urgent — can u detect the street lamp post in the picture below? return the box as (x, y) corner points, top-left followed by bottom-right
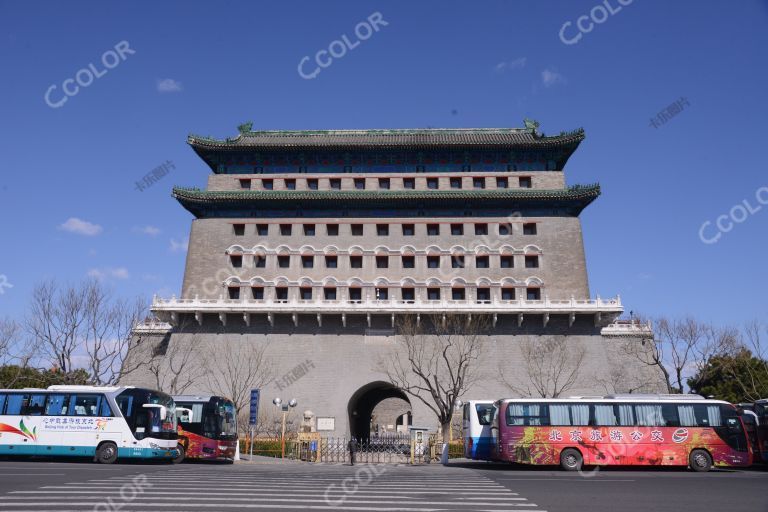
(273, 397), (297, 459)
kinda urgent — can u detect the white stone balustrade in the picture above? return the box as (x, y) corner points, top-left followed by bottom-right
(150, 293), (623, 328)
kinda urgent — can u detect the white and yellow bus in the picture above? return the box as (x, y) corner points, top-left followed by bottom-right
(0, 385), (178, 464)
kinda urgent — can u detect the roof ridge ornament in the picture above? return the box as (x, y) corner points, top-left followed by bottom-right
(523, 118), (540, 135)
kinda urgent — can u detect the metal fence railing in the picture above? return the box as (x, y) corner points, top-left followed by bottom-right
(242, 433), (460, 464)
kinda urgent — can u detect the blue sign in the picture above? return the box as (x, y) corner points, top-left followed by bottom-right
(249, 389), (260, 426)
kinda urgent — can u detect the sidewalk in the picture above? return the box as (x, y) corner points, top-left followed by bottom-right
(236, 455), (304, 464)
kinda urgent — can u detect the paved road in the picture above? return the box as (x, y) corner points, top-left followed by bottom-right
(0, 458), (765, 511)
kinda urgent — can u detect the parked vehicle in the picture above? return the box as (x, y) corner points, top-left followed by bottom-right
(462, 400), (496, 460)
(0, 385), (178, 464)
(738, 399), (768, 463)
(492, 394), (752, 472)
(173, 395), (237, 463)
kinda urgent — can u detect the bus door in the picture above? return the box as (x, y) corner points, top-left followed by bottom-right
(740, 410), (759, 460)
(475, 403), (495, 460)
(114, 393), (145, 454)
(755, 402), (768, 462)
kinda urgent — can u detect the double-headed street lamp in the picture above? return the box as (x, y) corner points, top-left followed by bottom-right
(273, 397), (297, 458)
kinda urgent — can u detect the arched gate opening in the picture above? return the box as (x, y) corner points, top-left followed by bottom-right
(347, 381), (411, 441)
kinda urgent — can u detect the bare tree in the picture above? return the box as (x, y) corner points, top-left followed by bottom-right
(0, 317), (37, 388)
(25, 278), (148, 384)
(502, 336), (586, 398)
(739, 321), (768, 401)
(83, 285), (148, 385)
(622, 317), (674, 393)
(145, 326), (206, 395)
(596, 362), (662, 395)
(380, 314), (490, 442)
(26, 280), (88, 374)
(206, 339), (274, 417)
(658, 317), (708, 393)
(0, 318), (21, 364)
(625, 316), (734, 394)
(250, 407), (298, 439)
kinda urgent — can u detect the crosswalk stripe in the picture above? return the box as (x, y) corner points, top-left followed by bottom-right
(30, 488), (517, 496)
(0, 500), (539, 509)
(0, 497), (531, 504)
(0, 465), (543, 511)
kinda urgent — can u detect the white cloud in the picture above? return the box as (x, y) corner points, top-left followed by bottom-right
(87, 269), (103, 279)
(111, 267), (130, 279)
(60, 217), (102, 236)
(134, 225), (161, 236)
(541, 68), (566, 87)
(170, 238), (189, 252)
(157, 78), (182, 93)
(87, 267), (129, 280)
(495, 57), (527, 73)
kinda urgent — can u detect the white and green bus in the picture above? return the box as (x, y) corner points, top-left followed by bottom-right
(0, 385), (179, 464)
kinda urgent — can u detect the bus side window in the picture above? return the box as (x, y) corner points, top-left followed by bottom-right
(661, 404), (680, 427)
(115, 395), (133, 418)
(616, 404), (635, 426)
(69, 394), (100, 416)
(98, 397), (114, 417)
(528, 404), (550, 426)
(592, 404), (617, 426)
(635, 404), (663, 426)
(24, 394), (46, 416)
(570, 404), (590, 426)
(45, 394), (69, 416)
(549, 404), (571, 426)
(0, 394), (5, 414)
(5, 394), (25, 415)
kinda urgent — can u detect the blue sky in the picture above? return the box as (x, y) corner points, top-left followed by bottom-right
(0, 0), (766, 326)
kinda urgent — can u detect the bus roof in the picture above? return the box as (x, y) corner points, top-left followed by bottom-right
(0, 385), (135, 393)
(46, 385), (130, 393)
(173, 394), (232, 403)
(494, 396), (732, 405)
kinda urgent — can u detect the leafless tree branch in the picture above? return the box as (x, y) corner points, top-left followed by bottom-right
(379, 314), (489, 442)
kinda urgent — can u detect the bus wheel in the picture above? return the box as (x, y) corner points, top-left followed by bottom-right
(560, 448), (583, 471)
(689, 449), (712, 472)
(172, 444), (186, 464)
(96, 442), (118, 464)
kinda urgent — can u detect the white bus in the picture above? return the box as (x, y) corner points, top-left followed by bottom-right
(462, 400), (496, 460)
(0, 385), (179, 464)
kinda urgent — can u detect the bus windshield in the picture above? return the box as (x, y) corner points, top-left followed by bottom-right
(756, 402), (768, 425)
(177, 397), (237, 440)
(115, 388), (177, 441)
(476, 404), (495, 425)
(216, 399), (237, 438)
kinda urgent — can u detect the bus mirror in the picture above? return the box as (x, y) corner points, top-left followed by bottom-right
(142, 403), (168, 421)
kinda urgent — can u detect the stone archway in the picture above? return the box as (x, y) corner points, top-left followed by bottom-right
(347, 381), (411, 441)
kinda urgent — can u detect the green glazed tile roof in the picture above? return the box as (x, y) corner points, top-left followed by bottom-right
(171, 185), (600, 218)
(187, 127), (585, 150)
(172, 184), (599, 203)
